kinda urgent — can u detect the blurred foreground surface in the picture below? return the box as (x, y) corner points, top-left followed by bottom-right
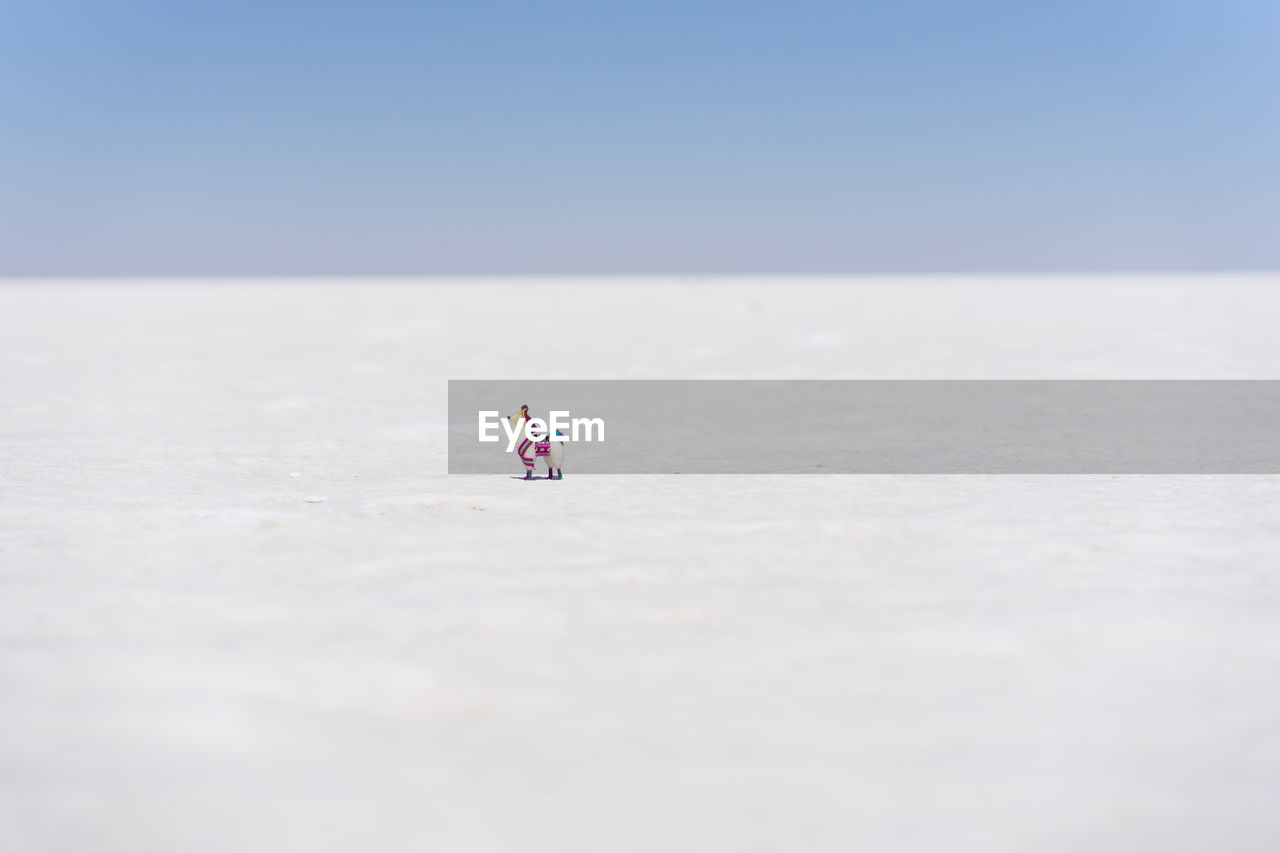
(2, 276), (1279, 852)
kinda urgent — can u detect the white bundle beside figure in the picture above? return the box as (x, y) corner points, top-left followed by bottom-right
(509, 404), (565, 480)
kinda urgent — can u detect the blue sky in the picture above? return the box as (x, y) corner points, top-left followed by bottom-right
(2, 0), (1277, 275)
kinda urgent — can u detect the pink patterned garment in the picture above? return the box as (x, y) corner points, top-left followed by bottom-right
(516, 437), (535, 468)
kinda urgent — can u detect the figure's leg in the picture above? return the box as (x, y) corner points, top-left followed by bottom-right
(548, 443), (564, 480)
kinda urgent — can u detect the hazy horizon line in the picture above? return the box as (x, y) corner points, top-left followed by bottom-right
(4, 268), (1279, 283)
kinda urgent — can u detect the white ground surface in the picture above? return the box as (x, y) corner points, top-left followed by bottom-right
(2, 275), (1279, 852)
